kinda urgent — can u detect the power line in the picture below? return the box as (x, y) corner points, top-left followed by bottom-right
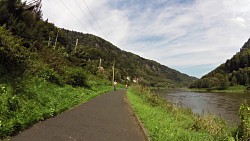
(72, 0), (100, 36)
(57, 0), (88, 32)
(81, 0), (107, 39)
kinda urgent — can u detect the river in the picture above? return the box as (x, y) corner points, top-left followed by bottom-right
(155, 89), (250, 123)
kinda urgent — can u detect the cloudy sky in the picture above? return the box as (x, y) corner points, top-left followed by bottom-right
(34, 0), (250, 78)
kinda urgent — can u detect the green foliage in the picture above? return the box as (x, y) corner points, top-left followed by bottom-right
(127, 85), (232, 141)
(0, 26), (28, 71)
(0, 76), (112, 139)
(64, 67), (88, 87)
(237, 102), (250, 141)
(37, 67), (63, 86)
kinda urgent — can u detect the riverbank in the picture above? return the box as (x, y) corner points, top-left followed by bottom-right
(187, 85), (249, 93)
(127, 85), (237, 141)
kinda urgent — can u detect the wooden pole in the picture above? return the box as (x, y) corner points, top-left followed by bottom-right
(112, 59), (115, 84)
(48, 37), (51, 47)
(74, 39), (78, 51)
(54, 29), (59, 49)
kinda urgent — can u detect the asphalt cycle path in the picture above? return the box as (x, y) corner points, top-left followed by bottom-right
(11, 90), (146, 141)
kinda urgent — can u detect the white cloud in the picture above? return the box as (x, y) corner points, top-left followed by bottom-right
(230, 17), (246, 28)
(39, 0), (250, 77)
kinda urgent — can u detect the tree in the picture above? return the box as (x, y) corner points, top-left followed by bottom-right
(0, 0), (10, 25)
(231, 76), (237, 86)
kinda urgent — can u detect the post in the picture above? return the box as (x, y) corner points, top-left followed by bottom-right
(74, 39), (78, 51)
(112, 59), (115, 84)
(54, 29), (59, 49)
(99, 58), (102, 68)
(48, 37), (51, 47)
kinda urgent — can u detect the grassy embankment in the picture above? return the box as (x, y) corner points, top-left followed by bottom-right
(127, 85), (250, 141)
(0, 75), (113, 139)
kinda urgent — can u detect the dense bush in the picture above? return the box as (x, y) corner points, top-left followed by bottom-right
(37, 67), (64, 86)
(0, 26), (28, 71)
(64, 67), (88, 87)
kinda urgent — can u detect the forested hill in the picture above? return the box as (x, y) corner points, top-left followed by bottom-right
(0, 0), (196, 88)
(190, 38), (250, 89)
(61, 29), (197, 87)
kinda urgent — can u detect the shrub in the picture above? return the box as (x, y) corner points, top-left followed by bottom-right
(64, 67), (88, 87)
(192, 114), (227, 136)
(0, 26), (28, 72)
(37, 67), (64, 86)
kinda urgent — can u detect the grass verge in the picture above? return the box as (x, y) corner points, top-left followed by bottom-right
(127, 85), (235, 141)
(0, 75), (112, 139)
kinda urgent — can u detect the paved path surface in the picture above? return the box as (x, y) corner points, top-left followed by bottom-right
(11, 90), (146, 141)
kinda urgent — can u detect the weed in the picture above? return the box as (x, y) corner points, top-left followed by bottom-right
(237, 101), (250, 141)
(127, 85), (234, 141)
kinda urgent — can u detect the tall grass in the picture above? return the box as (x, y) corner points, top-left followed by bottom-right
(237, 101), (250, 141)
(0, 75), (112, 139)
(127, 85), (234, 141)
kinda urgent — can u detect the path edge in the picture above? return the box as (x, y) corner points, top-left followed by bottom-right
(124, 90), (151, 141)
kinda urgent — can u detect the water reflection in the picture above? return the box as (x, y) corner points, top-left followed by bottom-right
(155, 89), (250, 123)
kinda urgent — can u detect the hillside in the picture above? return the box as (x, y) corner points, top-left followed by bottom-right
(61, 30), (197, 87)
(190, 38), (250, 89)
(0, 0), (196, 89)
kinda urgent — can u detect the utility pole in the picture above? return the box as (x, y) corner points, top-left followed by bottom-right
(99, 58), (102, 68)
(48, 37), (51, 47)
(74, 39), (78, 51)
(112, 59), (115, 84)
(54, 29), (59, 49)
(98, 58), (103, 72)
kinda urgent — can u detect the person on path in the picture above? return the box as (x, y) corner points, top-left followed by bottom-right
(114, 80), (117, 91)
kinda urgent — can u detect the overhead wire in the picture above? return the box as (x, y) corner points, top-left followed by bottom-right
(42, 0), (108, 40)
(81, 0), (108, 39)
(57, 0), (88, 32)
(72, 0), (100, 36)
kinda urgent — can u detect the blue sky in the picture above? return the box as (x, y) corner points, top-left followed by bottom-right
(28, 0), (250, 78)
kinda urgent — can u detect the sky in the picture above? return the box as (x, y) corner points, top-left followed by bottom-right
(27, 0), (250, 78)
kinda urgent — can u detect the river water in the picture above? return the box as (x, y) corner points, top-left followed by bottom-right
(155, 89), (250, 123)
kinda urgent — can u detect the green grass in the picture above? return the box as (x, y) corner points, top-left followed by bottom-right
(127, 85), (234, 141)
(0, 76), (112, 139)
